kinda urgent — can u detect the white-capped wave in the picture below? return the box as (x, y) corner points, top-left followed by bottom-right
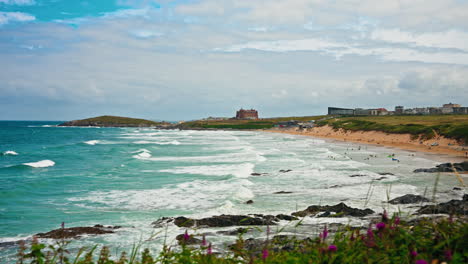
(23, 160), (55, 168)
(2, 150), (18, 156)
(132, 149), (152, 159)
(133, 140), (181, 145)
(159, 163), (255, 178)
(84, 140), (100, 145)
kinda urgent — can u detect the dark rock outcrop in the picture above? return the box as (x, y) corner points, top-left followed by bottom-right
(279, 169), (292, 173)
(378, 172), (395, 176)
(216, 228), (249, 236)
(170, 215), (278, 228)
(251, 173), (268, 176)
(389, 194), (429, 204)
(292, 202), (374, 218)
(274, 191), (293, 194)
(349, 174), (367, 177)
(245, 200), (254, 204)
(175, 234), (202, 245)
(416, 194), (468, 215)
(275, 214), (299, 221)
(36, 225), (119, 239)
(414, 161), (468, 173)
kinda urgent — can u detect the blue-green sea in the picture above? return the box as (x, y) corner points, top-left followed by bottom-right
(0, 121), (465, 263)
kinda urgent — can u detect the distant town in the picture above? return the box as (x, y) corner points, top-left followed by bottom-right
(328, 103), (467, 116)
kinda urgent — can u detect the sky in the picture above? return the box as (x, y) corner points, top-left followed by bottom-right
(1, 0), (468, 121)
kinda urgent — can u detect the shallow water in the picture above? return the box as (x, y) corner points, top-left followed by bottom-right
(0, 121), (465, 263)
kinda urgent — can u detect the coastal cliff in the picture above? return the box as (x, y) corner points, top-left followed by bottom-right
(59, 115), (166, 127)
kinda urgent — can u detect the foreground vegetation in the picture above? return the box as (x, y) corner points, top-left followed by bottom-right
(316, 115), (468, 144)
(17, 215), (468, 264)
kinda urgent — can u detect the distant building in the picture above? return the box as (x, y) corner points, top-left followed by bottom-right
(236, 108), (259, 119)
(369, 108), (388, 116)
(328, 107), (354, 115)
(428, 107), (442, 115)
(414, 107), (430, 115)
(443, 103), (461, 108)
(453, 107), (468, 114)
(355, 108), (371, 116)
(395, 106), (404, 115)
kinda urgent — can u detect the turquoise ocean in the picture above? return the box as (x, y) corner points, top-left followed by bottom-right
(0, 121), (464, 263)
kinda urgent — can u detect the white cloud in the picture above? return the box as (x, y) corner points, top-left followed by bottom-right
(0, 0), (35, 5)
(0, 11), (35, 25)
(216, 37), (468, 66)
(131, 29), (163, 38)
(176, 0), (468, 29)
(371, 29), (468, 52)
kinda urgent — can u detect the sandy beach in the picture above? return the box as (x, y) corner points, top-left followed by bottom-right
(265, 125), (468, 160)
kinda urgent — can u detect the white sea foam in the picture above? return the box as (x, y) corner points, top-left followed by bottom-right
(2, 150), (18, 156)
(159, 163), (255, 178)
(132, 149), (152, 159)
(23, 160), (55, 168)
(84, 140), (100, 145)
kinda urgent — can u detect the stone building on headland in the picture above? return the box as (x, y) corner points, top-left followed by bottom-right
(236, 108), (259, 119)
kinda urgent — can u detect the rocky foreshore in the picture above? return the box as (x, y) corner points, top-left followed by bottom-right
(3, 194), (466, 251)
(413, 161), (468, 173)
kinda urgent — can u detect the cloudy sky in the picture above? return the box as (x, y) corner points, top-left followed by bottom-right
(1, 0), (467, 121)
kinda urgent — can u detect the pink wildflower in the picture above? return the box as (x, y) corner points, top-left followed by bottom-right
(328, 245), (338, 252)
(207, 243), (212, 255)
(415, 260), (428, 264)
(445, 250), (453, 261)
(382, 210), (388, 222)
(183, 230), (190, 241)
(410, 251), (418, 257)
(394, 217), (400, 225)
(201, 235), (207, 246)
(376, 222), (386, 231)
(367, 225), (374, 239)
(319, 225), (328, 241)
(262, 248), (269, 260)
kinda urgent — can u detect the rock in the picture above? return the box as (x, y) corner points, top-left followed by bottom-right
(216, 228), (249, 236)
(275, 214), (299, 221)
(378, 172), (395, 176)
(292, 202), (374, 218)
(152, 217), (173, 228)
(36, 225), (119, 239)
(349, 174), (366, 177)
(172, 215), (277, 228)
(245, 200), (254, 204)
(389, 194), (430, 204)
(274, 191), (293, 194)
(416, 194), (468, 215)
(279, 169), (292, 173)
(453, 187), (462, 191)
(414, 161), (468, 173)
(251, 173), (267, 176)
(173, 217), (195, 228)
(375, 177), (387, 181)
(175, 234), (202, 245)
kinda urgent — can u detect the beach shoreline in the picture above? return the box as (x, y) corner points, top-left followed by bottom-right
(264, 125), (468, 161)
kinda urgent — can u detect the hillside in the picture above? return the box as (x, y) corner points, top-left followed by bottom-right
(180, 115), (327, 130)
(316, 115), (468, 144)
(59, 115), (165, 127)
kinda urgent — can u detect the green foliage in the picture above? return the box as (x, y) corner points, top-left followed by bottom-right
(180, 116), (326, 130)
(66, 116), (165, 126)
(16, 217), (468, 264)
(318, 117), (468, 144)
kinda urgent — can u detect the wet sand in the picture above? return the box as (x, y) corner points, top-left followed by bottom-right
(264, 125), (468, 161)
